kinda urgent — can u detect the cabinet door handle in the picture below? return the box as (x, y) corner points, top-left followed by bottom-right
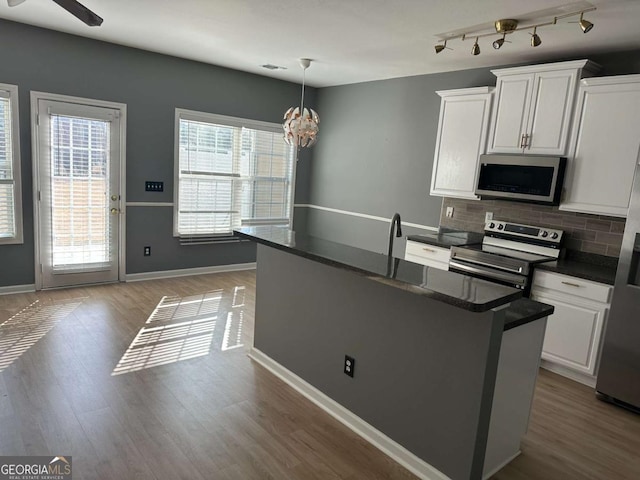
(561, 281), (582, 288)
(520, 133), (527, 149)
(422, 247), (436, 253)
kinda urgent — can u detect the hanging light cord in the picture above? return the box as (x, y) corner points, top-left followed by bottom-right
(299, 65), (306, 115)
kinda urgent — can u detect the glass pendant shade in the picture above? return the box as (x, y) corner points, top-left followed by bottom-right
(283, 106), (320, 147)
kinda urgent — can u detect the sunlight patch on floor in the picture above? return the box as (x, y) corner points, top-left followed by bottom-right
(0, 298), (84, 372)
(146, 290), (223, 324)
(111, 316), (217, 375)
(112, 286), (247, 375)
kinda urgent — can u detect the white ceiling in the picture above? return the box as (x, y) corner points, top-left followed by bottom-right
(1, 0), (639, 87)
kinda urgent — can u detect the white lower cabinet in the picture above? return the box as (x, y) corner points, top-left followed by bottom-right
(531, 270), (612, 386)
(404, 240), (450, 271)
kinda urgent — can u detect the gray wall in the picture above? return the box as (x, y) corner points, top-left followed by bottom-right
(254, 244), (503, 479)
(306, 49), (640, 254)
(0, 19), (315, 286)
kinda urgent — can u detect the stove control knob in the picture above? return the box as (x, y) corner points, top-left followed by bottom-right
(551, 232), (559, 240)
(541, 231), (549, 238)
(498, 224), (504, 230)
(489, 222), (496, 229)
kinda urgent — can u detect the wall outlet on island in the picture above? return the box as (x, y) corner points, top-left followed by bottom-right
(485, 212), (493, 222)
(446, 207), (454, 218)
(344, 355), (355, 378)
(144, 246), (151, 256)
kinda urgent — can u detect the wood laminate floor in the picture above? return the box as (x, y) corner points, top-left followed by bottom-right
(0, 271), (639, 479)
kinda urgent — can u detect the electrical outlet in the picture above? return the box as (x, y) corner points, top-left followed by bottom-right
(144, 246), (151, 256)
(344, 355), (355, 377)
(485, 212), (493, 222)
(446, 207), (454, 218)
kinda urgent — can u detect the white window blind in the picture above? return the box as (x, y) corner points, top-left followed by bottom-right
(50, 114), (110, 268)
(0, 84), (22, 244)
(175, 110), (295, 238)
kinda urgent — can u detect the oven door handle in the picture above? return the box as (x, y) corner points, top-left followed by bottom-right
(449, 254), (525, 275)
(449, 260), (527, 286)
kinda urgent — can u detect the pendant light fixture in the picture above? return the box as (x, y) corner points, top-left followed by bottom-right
(283, 58), (319, 148)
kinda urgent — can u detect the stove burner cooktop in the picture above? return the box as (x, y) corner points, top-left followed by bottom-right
(448, 220), (564, 293)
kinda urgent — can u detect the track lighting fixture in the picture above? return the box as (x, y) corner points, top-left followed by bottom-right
(434, 5), (595, 56)
(492, 33), (506, 50)
(531, 27), (542, 47)
(579, 12), (594, 33)
(435, 40), (450, 54)
(471, 38), (480, 56)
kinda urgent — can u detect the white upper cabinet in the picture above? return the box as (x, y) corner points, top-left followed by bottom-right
(487, 60), (600, 155)
(430, 87), (493, 200)
(560, 75), (640, 217)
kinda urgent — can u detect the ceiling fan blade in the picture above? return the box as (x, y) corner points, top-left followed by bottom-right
(50, 0), (103, 26)
(7, 0), (27, 7)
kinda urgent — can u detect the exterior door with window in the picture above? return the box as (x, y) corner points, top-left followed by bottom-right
(35, 98), (122, 289)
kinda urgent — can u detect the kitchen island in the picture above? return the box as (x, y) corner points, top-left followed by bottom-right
(235, 226), (553, 480)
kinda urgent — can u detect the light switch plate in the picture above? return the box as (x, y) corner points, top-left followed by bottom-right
(485, 212), (493, 222)
(145, 181), (164, 192)
(446, 207), (454, 218)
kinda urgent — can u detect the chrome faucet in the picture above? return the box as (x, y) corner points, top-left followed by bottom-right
(388, 213), (402, 257)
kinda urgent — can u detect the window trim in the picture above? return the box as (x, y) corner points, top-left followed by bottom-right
(173, 108), (296, 239)
(0, 83), (23, 245)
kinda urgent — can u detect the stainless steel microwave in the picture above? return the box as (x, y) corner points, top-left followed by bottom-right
(475, 154), (566, 205)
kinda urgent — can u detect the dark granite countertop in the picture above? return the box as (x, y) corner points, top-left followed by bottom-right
(407, 231), (484, 248)
(502, 298), (555, 331)
(534, 251), (618, 285)
(235, 226), (529, 314)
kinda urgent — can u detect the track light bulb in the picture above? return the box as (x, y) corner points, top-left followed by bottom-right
(579, 12), (594, 33)
(471, 37), (480, 56)
(531, 27), (542, 47)
(492, 34), (506, 50)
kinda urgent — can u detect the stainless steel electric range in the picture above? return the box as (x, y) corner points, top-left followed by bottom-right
(449, 220), (564, 294)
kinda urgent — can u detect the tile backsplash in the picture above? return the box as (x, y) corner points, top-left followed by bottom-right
(440, 197), (626, 258)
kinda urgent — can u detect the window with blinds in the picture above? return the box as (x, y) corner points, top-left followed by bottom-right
(174, 110), (295, 238)
(0, 84), (22, 245)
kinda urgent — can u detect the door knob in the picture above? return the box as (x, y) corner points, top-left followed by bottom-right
(111, 194), (118, 201)
(110, 208), (119, 215)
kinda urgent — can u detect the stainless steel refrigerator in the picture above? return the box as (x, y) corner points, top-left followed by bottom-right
(596, 154), (640, 412)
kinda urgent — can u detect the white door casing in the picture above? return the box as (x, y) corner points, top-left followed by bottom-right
(32, 92), (126, 289)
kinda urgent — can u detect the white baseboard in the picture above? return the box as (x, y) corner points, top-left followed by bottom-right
(540, 360), (597, 388)
(248, 348), (451, 480)
(125, 263), (256, 282)
(0, 284), (36, 295)
(482, 451), (520, 480)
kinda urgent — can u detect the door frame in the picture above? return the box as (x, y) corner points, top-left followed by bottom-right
(31, 91), (127, 290)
